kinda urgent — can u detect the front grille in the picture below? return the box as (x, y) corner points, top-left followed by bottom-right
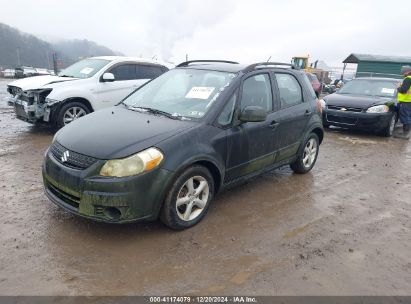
(47, 182), (80, 210)
(50, 141), (98, 170)
(327, 105), (363, 113)
(326, 114), (357, 125)
(94, 206), (105, 216)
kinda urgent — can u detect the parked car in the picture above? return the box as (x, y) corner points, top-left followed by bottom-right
(7, 56), (171, 128)
(2, 69), (16, 78)
(306, 73), (321, 97)
(320, 77), (400, 136)
(35, 68), (51, 76)
(322, 83), (336, 94)
(42, 60), (324, 229)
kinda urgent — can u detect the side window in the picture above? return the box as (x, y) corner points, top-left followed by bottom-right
(108, 64), (136, 81)
(137, 65), (166, 79)
(217, 92), (237, 126)
(240, 74), (272, 112)
(276, 73), (304, 108)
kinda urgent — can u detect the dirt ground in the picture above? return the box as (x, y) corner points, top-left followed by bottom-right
(0, 78), (410, 296)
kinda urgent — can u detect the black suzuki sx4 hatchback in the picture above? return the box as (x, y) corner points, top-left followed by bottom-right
(43, 60), (324, 229)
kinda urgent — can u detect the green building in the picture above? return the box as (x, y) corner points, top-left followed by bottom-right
(343, 53), (411, 79)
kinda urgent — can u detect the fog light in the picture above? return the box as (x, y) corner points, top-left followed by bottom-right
(104, 207), (122, 220)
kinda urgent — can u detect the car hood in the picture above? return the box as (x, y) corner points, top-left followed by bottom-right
(7, 75), (77, 91)
(324, 93), (394, 109)
(55, 106), (197, 160)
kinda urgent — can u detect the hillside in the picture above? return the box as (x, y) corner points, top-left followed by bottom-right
(0, 23), (121, 69)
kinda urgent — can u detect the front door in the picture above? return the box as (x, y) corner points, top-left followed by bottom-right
(93, 64), (148, 110)
(224, 73), (278, 182)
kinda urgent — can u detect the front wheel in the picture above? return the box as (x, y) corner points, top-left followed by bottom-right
(380, 112), (397, 137)
(56, 102), (90, 129)
(160, 165), (215, 230)
(290, 133), (320, 174)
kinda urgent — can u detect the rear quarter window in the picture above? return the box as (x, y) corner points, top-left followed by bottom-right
(302, 74), (317, 99)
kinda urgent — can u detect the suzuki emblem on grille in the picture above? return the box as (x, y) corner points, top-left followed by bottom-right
(340, 107), (347, 111)
(61, 151), (70, 162)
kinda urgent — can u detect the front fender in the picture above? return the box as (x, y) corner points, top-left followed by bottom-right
(47, 88), (95, 108)
(157, 125), (227, 189)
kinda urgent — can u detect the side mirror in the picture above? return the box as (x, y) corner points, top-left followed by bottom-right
(102, 72), (115, 82)
(239, 106), (267, 122)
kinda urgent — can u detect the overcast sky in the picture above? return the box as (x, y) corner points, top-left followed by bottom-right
(1, 0), (410, 66)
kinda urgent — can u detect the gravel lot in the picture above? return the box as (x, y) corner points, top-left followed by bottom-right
(0, 78), (410, 295)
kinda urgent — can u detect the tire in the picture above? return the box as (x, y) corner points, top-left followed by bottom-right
(160, 165), (215, 230)
(56, 101), (90, 129)
(290, 133), (320, 174)
(380, 112), (397, 137)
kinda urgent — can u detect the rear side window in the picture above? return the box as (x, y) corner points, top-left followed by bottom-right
(109, 64), (136, 81)
(275, 73), (304, 108)
(137, 65), (167, 79)
(241, 74), (273, 112)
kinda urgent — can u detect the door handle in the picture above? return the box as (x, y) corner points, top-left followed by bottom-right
(268, 121), (279, 129)
(305, 110), (312, 116)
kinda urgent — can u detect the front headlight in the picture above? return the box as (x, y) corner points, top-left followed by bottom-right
(319, 99), (326, 109)
(366, 105), (389, 113)
(99, 147), (164, 177)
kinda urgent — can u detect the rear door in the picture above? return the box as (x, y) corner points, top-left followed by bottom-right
(224, 72), (279, 182)
(271, 72), (314, 161)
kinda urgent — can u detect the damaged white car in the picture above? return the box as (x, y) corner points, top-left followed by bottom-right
(7, 56), (171, 128)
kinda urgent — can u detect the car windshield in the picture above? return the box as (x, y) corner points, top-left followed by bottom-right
(58, 58), (110, 79)
(338, 79), (398, 97)
(122, 68), (237, 119)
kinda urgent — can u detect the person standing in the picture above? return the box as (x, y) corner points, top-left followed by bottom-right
(394, 66), (411, 139)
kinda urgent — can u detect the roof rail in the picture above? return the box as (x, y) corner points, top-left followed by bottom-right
(176, 60), (239, 67)
(243, 62), (298, 73)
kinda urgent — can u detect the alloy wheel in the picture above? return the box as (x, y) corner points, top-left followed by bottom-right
(63, 106), (87, 125)
(302, 138), (318, 168)
(176, 176), (210, 221)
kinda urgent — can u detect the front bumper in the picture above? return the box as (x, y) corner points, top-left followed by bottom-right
(324, 109), (393, 132)
(42, 147), (175, 223)
(8, 95), (55, 124)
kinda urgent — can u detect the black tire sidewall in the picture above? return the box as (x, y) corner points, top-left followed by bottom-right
(384, 112), (397, 137)
(160, 165), (215, 230)
(56, 102), (90, 129)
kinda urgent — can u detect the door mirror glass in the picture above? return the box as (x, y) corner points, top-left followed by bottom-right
(239, 106), (267, 122)
(102, 72), (115, 82)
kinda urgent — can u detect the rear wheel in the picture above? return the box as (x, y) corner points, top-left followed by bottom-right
(56, 102), (90, 129)
(290, 133), (320, 174)
(380, 112), (397, 137)
(160, 165), (214, 230)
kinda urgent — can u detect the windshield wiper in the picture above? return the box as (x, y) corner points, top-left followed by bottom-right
(59, 74), (73, 77)
(129, 106), (181, 120)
